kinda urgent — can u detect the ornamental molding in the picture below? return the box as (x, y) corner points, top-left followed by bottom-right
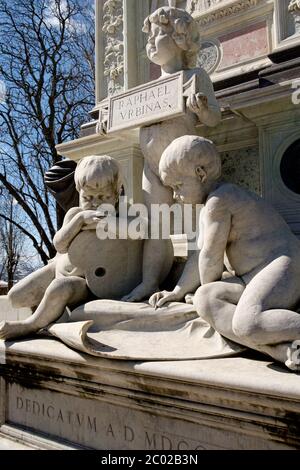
(102, 0), (124, 97)
(192, 0), (262, 26)
(197, 38), (222, 74)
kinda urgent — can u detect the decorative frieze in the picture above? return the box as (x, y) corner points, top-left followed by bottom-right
(102, 0), (124, 96)
(188, 0), (227, 14)
(192, 0), (261, 26)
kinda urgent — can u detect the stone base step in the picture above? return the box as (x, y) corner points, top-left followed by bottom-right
(1, 338), (300, 450)
(0, 424), (81, 450)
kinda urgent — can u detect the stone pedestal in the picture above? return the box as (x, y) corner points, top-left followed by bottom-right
(56, 130), (144, 205)
(1, 338), (300, 450)
(0, 297), (30, 322)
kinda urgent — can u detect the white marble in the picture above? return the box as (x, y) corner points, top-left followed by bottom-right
(0, 296), (30, 322)
(0, 435), (32, 450)
(148, 135), (300, 370)
(289, 0), (300, 37)
(107, 72), (185, 133)
(122, 6), (221, 303)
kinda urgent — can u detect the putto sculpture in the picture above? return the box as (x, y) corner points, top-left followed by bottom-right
(0, 156), (124, 340)
(1, 4), (300, 373)
(150, 135), (300, 370)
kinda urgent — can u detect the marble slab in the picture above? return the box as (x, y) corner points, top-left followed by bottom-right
(107, 72), (185, 133)
(0, 296), (30, 322)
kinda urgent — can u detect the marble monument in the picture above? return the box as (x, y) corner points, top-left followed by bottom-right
(1, 0), (300, 451)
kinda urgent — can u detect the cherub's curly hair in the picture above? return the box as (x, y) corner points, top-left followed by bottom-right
(74, 155), (123, 194)
(142, 7), (201, 69)
(159, 136), (222, 184)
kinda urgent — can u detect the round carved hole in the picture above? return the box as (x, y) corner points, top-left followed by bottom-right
(280, 140), (300, 195)
(95, 267), (106, 278)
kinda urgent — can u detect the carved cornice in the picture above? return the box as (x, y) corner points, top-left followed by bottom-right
(193, 0), (261, 26)
(102, 0), (124, 97)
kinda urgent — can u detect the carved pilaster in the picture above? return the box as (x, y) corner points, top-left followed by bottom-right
(289, 0), (300, 36)
(102, 0), (124, 97)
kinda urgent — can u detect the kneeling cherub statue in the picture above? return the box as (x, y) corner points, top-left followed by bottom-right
(150, 135), (300, 370)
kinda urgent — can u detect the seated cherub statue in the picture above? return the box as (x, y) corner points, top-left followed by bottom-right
(0, 155), (139, 341)
(150, 135), (300, 367)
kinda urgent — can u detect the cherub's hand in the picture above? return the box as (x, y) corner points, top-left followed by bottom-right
(79, 210), (104, 229)
(187, 92), (208, 115)
(149, 290), (184, 309)
(96, 119), (107, 136)
(81, 222), (99, 231)
(96, 108), (108, 135)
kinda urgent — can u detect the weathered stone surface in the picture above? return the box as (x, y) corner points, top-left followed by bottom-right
(221, 147), (260, 194)
(0, 338), (299, 450)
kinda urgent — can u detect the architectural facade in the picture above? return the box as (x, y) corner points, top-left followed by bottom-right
(2, 0), (300, 451)
(57, 0), (300, 235)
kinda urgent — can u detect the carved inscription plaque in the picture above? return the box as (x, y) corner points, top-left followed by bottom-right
(6, 383), (229, 450)
(5, 382), (285, 450)
(107, 72), (185, 133)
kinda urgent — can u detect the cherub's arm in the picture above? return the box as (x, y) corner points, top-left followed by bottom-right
(199, 200), (231, 285)
(53, 208), (103, 254)
(149, 251), (200, 308)
(187, 70), (221, 128)
(173, 251), (200, 295)
(53, 208), (83, 254)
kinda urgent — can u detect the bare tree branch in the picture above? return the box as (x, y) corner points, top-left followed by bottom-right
(0, 0), (95, 264)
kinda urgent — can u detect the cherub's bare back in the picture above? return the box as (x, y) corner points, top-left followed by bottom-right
(205, 183), (300, 279)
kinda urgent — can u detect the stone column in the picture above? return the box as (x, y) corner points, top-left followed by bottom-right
(95, 0), (124, 103)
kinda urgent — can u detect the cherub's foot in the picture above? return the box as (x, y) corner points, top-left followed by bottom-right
(185, 293), (194, 305)
(285, 344), (300, 372)
(0, 321), (30, 341)
(122, 283), (159, 302)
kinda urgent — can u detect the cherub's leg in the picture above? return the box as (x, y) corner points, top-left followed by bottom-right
(232, 257), (300, 346)
(0, 276), (88, 340)
(194, 277), (245, 344)
(122, 162), (174, 302)
(8, 263), (56, 310)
